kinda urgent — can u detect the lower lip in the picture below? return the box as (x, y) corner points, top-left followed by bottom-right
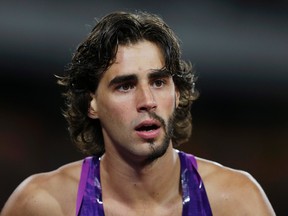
(135, 128), (161, 140)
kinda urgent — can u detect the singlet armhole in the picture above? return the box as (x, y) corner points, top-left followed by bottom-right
(75, 157), (93, 216)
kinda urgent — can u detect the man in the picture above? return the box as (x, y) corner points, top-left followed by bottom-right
(1, 11), (275, 216)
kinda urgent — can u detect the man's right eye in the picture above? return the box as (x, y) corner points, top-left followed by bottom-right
(116, 83), (135, 92)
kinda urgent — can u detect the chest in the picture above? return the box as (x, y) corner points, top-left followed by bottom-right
(102, 198), (183, 216)
(77, 153), (212, 216)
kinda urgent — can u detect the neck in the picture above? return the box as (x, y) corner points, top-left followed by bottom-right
(100, 145), (181, 206)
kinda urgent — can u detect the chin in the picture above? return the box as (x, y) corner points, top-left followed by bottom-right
(144, 136), (170, 164)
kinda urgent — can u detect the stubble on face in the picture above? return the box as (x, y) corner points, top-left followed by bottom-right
(144, 111), (175, 165)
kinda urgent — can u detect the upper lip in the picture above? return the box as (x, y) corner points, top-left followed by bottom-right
(134, 119), (161, 131)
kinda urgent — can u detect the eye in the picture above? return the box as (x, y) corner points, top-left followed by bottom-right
(116, 83), (135, 92)
(152, 79), (166, 88)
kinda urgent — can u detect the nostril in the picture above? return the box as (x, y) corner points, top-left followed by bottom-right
(138, 101), (157, 112)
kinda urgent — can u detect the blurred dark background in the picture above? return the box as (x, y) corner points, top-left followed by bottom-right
(1, 0), (287, 214)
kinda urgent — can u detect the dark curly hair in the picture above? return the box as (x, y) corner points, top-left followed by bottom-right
(58, 11), (198, 156)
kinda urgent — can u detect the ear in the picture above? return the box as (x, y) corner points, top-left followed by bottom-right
(88, 93), (98, 119)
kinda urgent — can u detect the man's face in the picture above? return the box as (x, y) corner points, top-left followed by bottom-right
(89, 40), (179, 164)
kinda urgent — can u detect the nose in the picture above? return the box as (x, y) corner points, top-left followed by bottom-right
(136, 85), (157, 112)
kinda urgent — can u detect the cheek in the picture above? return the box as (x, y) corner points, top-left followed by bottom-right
(98, 100), (131, 124)
(161, 92), (177, 110)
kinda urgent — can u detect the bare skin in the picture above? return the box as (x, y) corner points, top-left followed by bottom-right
(1, 41), (275, 215)
(197, 158), (275, 215)
(0, 161), (82, 216)
(0, 152), (275, 216)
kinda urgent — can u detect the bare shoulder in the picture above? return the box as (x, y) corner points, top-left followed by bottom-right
(196, 157), (275, 216)
(1, 160), (83, 216)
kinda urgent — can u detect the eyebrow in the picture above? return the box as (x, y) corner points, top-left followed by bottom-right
(108, 69), (171, 87)
(148, 69), (171, 80)
(108, 74), (137, 87)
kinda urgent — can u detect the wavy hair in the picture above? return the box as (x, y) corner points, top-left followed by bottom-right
(58, 11), (198, 156)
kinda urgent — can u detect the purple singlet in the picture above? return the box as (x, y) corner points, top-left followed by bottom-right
(76, 150), (213, 215)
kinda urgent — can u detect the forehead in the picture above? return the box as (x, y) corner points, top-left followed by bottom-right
(106, 40), (165, 78)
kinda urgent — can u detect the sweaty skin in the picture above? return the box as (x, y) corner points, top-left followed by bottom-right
(1, 41), (275, 216)
(0, 157), (275, 216)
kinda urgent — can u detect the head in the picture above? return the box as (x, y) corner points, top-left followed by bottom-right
(58, 11), (198, 156)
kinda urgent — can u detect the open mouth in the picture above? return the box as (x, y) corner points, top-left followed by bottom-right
(135, 124), (160, 131)
(135, 119), (161, 131)
(134, 120), (161, 139)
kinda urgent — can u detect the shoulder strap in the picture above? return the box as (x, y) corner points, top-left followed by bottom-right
(75, 157), (93, 216)
(188, 153), (198, 170)
(179, 151), (213, 215)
